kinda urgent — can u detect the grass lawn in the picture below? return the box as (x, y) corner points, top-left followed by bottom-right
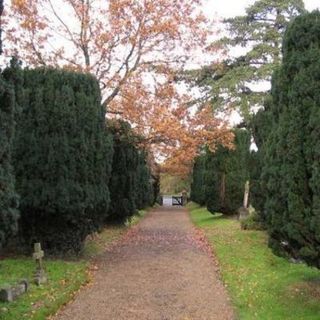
(0, 209), (148, 320)
(188, 203), (320, 320)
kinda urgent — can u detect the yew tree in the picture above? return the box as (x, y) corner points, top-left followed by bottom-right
(5, 0), (234, 176)
(258, 11), (320, 268)
(13, 67), (113, 253)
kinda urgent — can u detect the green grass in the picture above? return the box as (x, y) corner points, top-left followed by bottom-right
(189, 203), (320, 320)
(0, 209), (148, 320)
(0, 259), (87, 320)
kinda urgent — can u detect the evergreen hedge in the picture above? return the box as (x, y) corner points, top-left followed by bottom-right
(0, 63), (157, 253)
(191, 129), (251, 214)
(255, 11), (320, 267)
(0, 66), (20, 249)
(190, 155), (207, 206)
(107, 120), (155, 224)
(13, 67), (113, 253)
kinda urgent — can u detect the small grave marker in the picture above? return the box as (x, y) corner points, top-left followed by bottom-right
(33, 243), (47, 285)
(0, 279), (29, 302)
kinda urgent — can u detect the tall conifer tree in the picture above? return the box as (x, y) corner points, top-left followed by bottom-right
(13, 68), (112, 253)
(259, 11), (320, 267)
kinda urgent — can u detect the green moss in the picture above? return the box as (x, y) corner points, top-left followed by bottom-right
(190, 204), (320, 320)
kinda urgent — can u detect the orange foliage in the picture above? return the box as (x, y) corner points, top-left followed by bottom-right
(5, 0), (233, 177)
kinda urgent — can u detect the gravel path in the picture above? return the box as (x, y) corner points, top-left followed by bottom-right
(54, 207), (235, 320)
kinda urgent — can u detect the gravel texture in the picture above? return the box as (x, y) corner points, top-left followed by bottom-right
(54, 207), (235, 320)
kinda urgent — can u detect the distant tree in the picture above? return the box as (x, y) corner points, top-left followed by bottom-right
(185, 0), (305, 121)
(160, 174), (191, 195)
(107, 120), (155, 224)
(205, 129), (251, 214)
(191, 129), (251, 214)
(136, 151), (155, 209)
(249, 97), (273, 222)
(259, 11), (320, 268)
(190, 155), (207, 206)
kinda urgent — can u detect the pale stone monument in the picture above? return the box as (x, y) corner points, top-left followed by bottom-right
(33, 242), (48, 285)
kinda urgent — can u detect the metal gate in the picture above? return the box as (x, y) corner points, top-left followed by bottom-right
(162, 195), (183, 206)
(172, 196), (183, 206)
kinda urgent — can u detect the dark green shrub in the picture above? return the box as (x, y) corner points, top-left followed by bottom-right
(256, 11), (320, 268)
(107, 120), (155, 224)
(191, 129), (251, 214)
(13, 67), (112, 253)
(0, 63), (20, 249)
(136, 151), (155, 209)
(190, 155), (207, 206)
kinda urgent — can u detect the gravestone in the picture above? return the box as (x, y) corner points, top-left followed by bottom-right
(182, 191), (188, 206)
(33, 243), (47, 285)
(0, 279), (29, 302)
(238, 181), (250, 220)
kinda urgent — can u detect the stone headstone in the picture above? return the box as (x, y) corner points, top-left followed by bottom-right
(238, 206), (249, 220)
(0, 279), (29, 302)
(243, 180), (250, 209)
(182, 191), (188, 206)
(33, 242), (47, 285)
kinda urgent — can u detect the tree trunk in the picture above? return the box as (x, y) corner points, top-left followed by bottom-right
(220, 172), (226, 209)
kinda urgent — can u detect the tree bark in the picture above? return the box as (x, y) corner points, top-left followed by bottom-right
(220, 172), (226, 209)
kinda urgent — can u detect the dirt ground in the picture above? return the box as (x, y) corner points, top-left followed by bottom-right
(54, 207), (235, 320)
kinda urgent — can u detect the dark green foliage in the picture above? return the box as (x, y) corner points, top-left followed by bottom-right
(183, 0), (305, 122)
(256, 11), (320, 267)
(191, 129), (251, 214)
(135, 151), (155, 210)
(13, 67), (113, 253)
(107, 121), (155, 224)
(208, 130), (251, 214)
(190, 155), (207, 206)
(249, 100), (274, 222)
(0, 65), (20, 249)
(152, 171), (160, 205)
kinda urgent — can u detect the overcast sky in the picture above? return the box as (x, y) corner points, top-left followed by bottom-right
(204, 0), (320, 18)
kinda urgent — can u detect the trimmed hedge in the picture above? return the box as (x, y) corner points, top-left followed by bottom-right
(13, 67), (113, 253)
(0, 63), (20, 249)
(191, 129), (251, 214)
(107, 120), (156, 224)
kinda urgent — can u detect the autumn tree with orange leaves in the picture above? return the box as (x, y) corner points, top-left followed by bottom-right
(5, 0), (234, 176)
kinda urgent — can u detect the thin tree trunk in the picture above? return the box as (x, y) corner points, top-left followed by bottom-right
(220, 172), (226, 209)
(0, 0), (4, 55)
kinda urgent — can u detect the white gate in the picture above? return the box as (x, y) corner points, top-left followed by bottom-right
(163, 195), (172, 206)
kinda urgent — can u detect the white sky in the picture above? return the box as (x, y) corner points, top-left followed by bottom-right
(203, 0), (320, 18)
